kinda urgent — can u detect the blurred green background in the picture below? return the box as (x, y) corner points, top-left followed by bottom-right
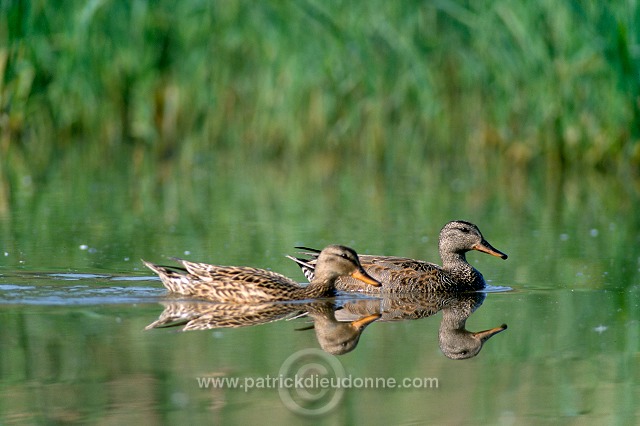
(2, 0), (639, 177)
(1, 0), (639, 275)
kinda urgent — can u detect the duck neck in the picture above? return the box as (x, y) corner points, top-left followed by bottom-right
(439, 310), (467, 335)
(440, 298), (475, 330)
(304, 274), (338, 298)
(440, 251), (484, 286)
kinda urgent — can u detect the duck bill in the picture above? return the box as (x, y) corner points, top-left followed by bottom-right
(351, 268), (382, 287)
(350, 313), (382, 330)
(473, 324), (508, 342)
(473, 239), (508, 259)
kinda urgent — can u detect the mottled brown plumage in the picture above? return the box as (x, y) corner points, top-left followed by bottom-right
(288, 221), (507, 293)
(142, 244), (380, 303)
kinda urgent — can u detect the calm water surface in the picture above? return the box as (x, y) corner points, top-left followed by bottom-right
(0, 162), (638, 424)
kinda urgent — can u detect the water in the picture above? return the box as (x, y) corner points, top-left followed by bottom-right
(1, 158), (638, 424)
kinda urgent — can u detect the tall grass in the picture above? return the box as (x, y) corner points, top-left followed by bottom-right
(1, 0), (639, 176)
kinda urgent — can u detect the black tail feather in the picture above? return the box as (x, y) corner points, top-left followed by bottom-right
(285, 254), (317, 282)
(294, 246), (322, 253)
(293, 246), (322, 259)
(285, 255), (316, 270)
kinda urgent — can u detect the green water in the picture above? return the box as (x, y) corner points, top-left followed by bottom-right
(3, 2), (639, 423)
(0, 158), (638, 424)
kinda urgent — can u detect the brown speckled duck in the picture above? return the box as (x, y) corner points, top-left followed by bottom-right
(288, 221), (507, 293)
(142, 244), (380, 303)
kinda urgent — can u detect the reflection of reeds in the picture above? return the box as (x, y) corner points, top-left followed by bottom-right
(1, 1), (638, 173)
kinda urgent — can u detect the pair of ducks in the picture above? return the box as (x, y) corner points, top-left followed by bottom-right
(143, 221), (508, 303)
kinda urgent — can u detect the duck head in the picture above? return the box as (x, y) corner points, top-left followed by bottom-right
(314, 245), (381, 287)
(439, 221), (508, 260)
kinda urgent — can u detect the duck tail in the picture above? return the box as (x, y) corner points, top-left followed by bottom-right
(285, 255), (317, 282)
(142, 259), (193, 295)
(293, 246), (322, 258)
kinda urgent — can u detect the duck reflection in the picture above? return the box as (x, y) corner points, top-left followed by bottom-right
(337, 292), (506, 359)
(145, 299), (380, 355)
(145, 300), (307, 331)
(300, 303), (381, 355)
(146, 292), (505, 359)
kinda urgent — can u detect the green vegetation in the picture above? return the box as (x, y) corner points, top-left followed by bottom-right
(1, 0), (639, 177)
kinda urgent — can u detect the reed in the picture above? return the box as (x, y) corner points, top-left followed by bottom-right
(1, 1), (638, 175)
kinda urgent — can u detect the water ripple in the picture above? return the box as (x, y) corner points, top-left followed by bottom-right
(0, 272), (163, 305)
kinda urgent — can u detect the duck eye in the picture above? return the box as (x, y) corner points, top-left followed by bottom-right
(460, 227), (470, 233)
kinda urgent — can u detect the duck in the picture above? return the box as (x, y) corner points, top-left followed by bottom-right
(287, 220), (507, 293)
(142, 244), (381, 303)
